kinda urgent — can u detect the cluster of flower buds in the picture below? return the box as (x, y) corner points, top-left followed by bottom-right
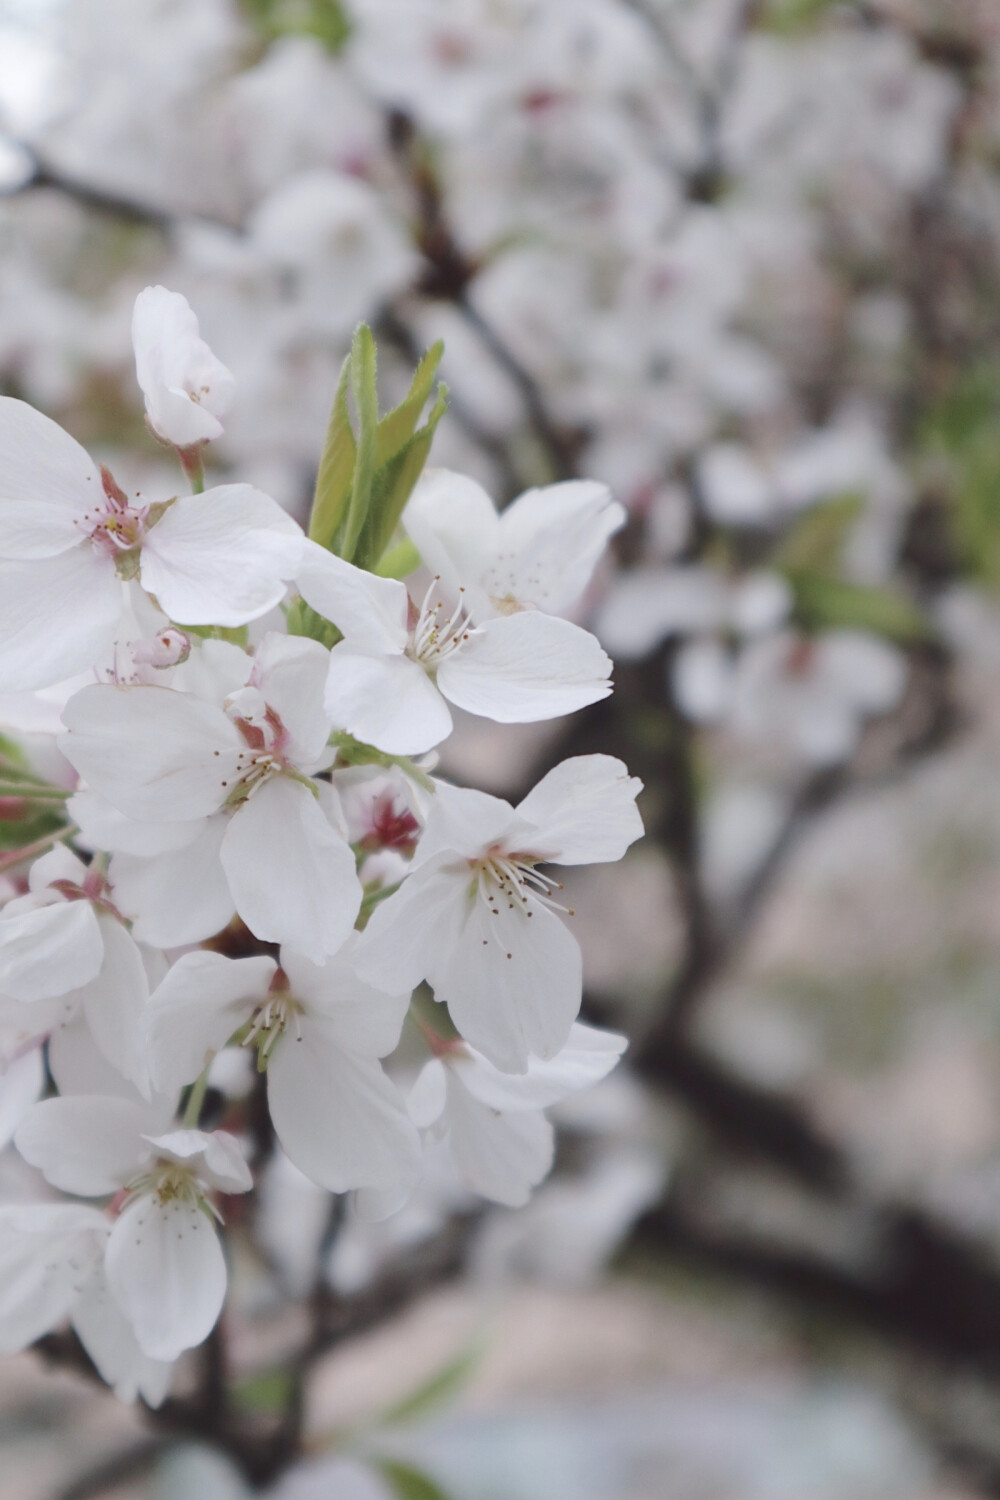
(0, 290), (641, 1403)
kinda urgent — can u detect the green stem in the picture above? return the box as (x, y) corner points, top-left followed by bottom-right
(182, 1064), (212, 1128)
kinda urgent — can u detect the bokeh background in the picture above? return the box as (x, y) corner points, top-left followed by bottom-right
(3, 0), (1000, 1496)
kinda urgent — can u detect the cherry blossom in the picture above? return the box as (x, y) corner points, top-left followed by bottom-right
(410, 1022), (627, 1206)
(402, 467), (625, 623)
(15, 1095), (252, 1361)
(146, 944), (420, 1204)
(356, 756), (643, 1071)
(296, 541), (614, 756)
(0, 844), (150, 1092)
(0, 396), (303, 691)
(60, 633), (361, 960)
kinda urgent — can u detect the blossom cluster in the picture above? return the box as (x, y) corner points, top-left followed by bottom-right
(0, 289), (641, 1402)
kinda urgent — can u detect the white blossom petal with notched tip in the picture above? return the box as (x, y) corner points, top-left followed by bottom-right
(0, 549), (122, 692)
(138, 485), (303, 627)
(0, 899), (104, 1002)
(437, 611), (612, 722)
(110, 817), (235, 949)
(323, 648), (453, 756)
(61, 683), (243, 822)
(72, 1268), (173, 1406)
(404, 469), (623, 622)
(15, 1095), (164, 1196)
(147, 951), (278, 1095)
(295, 541), (409, 654)
(0, 1203), (107, 1354)
(455, 1022), (627, 1112)
(492, 480), (624, 618)
(132, 285), (235, 449)
(220, 777), (361, 961)
(267, 1014), (420, 1196)
(105, 1192), (227, 1362)
(445, 1079), (554, 1207)
(514, 755), (643, 866)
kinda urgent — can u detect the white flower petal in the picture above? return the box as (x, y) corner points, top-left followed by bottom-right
(455, 1022), (627, 1112)
(268, 1020), (420, 1194)
(147, 951), (276, 1095)
(515, 754), (644, 865)
(48, 1012), (146, 1100)
(493, 479), (624, 617)
(76, 915), (152, 1094)
(220, 777), (361, 961)
(353, 854), (468, 995)
(438, 613), (612, 723)
(15, 1095), (154, 1196)
(111, 817), (235, 948)
(106, 1192), (227, 1361)
(249, 632), (333, 767)
(403, 468), (500, 608)
(438, 898), (583, 1073)
(72, 1268), (173, 1406)
(0, 1203), (106, 1354)
(0, 397), (101, 511)
(408, 1057), (448, 1130)
(445, 1082), (554, 1207)
(61, 683), (242, 821)
(296, 539), (409, 654)
(0, 1048), (44, 1150)
(0, 499), (82, 558)
(0, 899), (104, 1002)
(139, 486), (303, 627)
(0, 549), (121, 692)
(69, 789), (204, 856)
(279, 945), (411, 1057)
(324, 648), (453, 755)
(143, 1129), (252, 1195)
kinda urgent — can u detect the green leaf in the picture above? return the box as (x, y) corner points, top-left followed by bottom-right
(376, 1459), (454, 1500)
(374, 536), (422, 580)
(784, 568), (928, 642)
(354, 384), (448, 573)
(378, 1338), (484, 1428)
(307, 328), (446, 570)
(340, 325), (381, 563)
(375, 342), (444, 467)
(309, 354), (356, 551)
(774, 493), (864, 574)
(240, 0), (351, 52)
(285, 596), (343, 648)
